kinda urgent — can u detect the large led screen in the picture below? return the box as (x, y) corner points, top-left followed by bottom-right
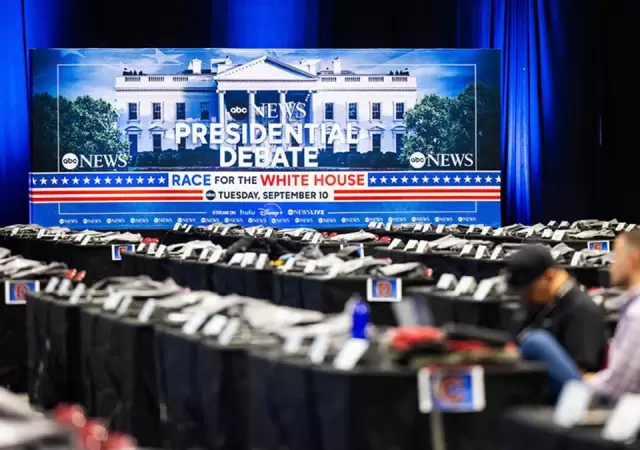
(30, 48), (501, 229)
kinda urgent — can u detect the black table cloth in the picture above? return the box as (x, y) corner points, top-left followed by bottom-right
(299, 275), (434, 325)
(407, 287), (521, 330)
(375, 248), (606, 288)
(249, 351), (547, 450)
(249, 349), (323, 450)
(155, 324), (253, 450)
(2, 239), (127, 285)
(0, 277), (37, 393)
(503, 407), (640, 450)
(25, 292), (84, 409)
(121, 252), (216, 291)
(79, 307), (162, 448)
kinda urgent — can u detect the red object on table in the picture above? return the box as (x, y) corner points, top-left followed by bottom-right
(74, 270), (87, 282)
(79, 419), (109, 450)
(53, 403), (86, 429)
(64, 269), (78, 280)
(103, 433), (137, 450)
(391, 326), (445, 351)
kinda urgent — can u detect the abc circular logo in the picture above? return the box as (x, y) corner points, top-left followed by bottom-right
(61, 153), (79, 170)
(205, 190), (216, 200)
(228, 104), (248, 120)
(409, 152), (426, 169)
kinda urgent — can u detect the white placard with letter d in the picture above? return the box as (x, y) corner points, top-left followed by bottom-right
(366, 279), (402, 302)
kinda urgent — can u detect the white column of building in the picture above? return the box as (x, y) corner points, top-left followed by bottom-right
(217, 90), (226, 147)
(248, 90), (256, 146)
(278, 90), (287, 149)
(307, 90), (315, 146)
(278, 90), (287, 125)
(248, 90), (256, 125)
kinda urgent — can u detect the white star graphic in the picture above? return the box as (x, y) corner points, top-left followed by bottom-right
(496, 176), (501, 183)
(147, 176), (155, 184)
(391, 176), (398, 183)
(411, 176), (418, 183)
(137, 177), (144, 184)
(380, 176), (387, 184)
(433, 176), (440, 183)
(475, 176), (482, 183)
(115, 177), (123, 184)
(83, 177), (90, 184)
(126, 177), (133, 184)
(40, 177), (47, 185)
(464, 176), (471, 183)
(51, 178), (58, 185)
(369, 176), (377, 184)
(158, 176), (166, 184)
(454, 176), (461, 183)
(61, 177), (69, 185)
(93, 177), (101, 184)
(485, 176), (492, 182)
(422, 176), (429, 183)
(443, 176), (450, 183)
(401, 176), (408, 183)
(31, 177), (36, 185)
(104, 177), (112, 184)
(72, 177), (79, 184)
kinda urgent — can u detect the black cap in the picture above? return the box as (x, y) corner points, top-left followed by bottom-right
(505, 245), (557, 290)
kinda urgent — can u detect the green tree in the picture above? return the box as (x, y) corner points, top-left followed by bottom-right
(399, 94), (457, 164)
(400, 83), (500, 169)
(31, 93), (129, 171)
(453, 83), (500, 169)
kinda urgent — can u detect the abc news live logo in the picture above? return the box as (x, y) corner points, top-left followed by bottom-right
(61, 153), (128, 170)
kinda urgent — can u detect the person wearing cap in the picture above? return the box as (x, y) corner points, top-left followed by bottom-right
(506, 245), (608, 373)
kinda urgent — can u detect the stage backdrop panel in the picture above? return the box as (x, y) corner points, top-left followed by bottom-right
(29, 48), (501, 230)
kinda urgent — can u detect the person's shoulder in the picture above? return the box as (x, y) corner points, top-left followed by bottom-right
(626, 296), (640, 319)
(569, 289), (603, 316)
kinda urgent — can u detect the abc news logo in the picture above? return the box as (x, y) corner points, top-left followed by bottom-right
(409, 152), (426, 169)
(228, 104), (248, 120)
(61, 153), (79, 169)
(61, 152), (128, 170)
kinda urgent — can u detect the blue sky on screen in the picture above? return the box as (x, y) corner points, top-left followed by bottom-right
(31, 48), (499, 102)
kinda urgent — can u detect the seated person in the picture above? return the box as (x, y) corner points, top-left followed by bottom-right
(584, 230), (640, 400)
(506, 245), (608, 373)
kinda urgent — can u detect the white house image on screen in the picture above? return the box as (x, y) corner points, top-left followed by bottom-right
(114, 55), (418, 156)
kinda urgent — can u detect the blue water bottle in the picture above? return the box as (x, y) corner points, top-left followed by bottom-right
(351, 297), (370, 339)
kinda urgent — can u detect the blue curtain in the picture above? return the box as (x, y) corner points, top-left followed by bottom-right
(0, 0), (31, 227)
(456, 0), (596, 224)
(0, 0), (71, 227)
(214, 0), (321, 48)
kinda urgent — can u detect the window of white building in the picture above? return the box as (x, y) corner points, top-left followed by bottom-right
(372, 134), (382, 152)
(152, 134), (162, 152)
(152, 103), (163, 121)
(128, 134), (138, 154)
(200, 102), (210, 121)
(349, 131), (358, 152)
(348, 103), (358, 121)
(325, 134), (334, 152)
(395, 102), (405, 120)
(128, 103), (138, 121)
(324, 103), (334, 121)
(371, 103), (381, 121)
(176, 103), (186, 121)
(395, 133), (405, 153)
